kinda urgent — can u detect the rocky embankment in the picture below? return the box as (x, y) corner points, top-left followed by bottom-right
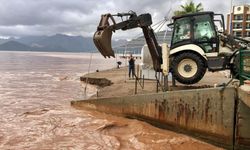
(80, 76), (113, 87)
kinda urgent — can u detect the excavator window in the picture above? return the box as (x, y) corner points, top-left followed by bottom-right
(193, 14), (216, 52)
(193, 14), (216, 42)
(172, 17), (191, 44)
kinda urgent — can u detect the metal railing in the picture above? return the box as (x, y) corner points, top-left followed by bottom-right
(239, 49), (250, 85)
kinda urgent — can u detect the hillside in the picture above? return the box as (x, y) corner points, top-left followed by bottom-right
(34, 34), (93, 52)
(0, 41), (31, 51)
(0, 34), (98, 52)
(0, 34), (130, 52)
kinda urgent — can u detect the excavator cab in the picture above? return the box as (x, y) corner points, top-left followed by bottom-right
(93, 14), (116, 58)
(171, 12), (221, 53)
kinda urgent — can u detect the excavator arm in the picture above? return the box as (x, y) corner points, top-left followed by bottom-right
(93, 12), (162, 71)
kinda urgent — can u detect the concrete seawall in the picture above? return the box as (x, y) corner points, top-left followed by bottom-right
(236, 88), (250, 150)
(71, 87), (250, 149)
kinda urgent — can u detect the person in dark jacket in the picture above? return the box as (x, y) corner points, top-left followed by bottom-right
(128, 54), (135, 79)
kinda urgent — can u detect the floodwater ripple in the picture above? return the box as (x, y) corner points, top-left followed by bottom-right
(0, 51), (220, 150)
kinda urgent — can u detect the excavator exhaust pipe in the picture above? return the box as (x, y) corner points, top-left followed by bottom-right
(93, 14), (116, 58)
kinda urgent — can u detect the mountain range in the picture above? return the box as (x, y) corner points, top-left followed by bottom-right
(0, 30), (171, 53)
(0, 34), (127, 52)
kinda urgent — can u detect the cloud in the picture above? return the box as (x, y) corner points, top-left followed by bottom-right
(0, 0), (248, 38)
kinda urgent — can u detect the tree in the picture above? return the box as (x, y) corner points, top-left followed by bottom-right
(174, 1), (203, 16)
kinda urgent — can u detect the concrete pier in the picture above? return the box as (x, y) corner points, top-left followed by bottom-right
(71, 87), (250, 149)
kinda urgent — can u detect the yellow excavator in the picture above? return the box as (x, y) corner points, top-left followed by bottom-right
(93, 11), (249, 84)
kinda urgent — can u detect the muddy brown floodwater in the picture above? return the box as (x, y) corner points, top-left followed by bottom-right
(0, 51), (221, 149)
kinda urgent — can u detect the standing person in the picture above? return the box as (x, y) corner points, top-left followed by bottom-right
(128, 54), (135, 79)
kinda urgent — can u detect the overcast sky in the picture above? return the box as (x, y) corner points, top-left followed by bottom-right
(0, 0), (249, 39)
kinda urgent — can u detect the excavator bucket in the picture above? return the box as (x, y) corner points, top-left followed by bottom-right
(93, 14), (116, 58)
(93, 28), (114, 58)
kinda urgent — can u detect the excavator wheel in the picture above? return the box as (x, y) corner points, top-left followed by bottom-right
(171, 52), (206, 84)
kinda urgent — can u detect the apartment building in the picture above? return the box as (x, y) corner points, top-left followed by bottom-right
(227, 5), (250, 39)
